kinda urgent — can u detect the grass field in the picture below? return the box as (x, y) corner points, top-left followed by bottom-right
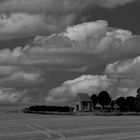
(0, 110), (140, 140)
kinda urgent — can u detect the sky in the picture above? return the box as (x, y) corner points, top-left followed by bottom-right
(0, 0), (140, 106)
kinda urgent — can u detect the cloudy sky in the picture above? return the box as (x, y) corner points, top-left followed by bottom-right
(0, 0), (140, 106)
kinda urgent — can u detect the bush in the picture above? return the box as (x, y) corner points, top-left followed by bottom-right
(23, 105), (74, 113)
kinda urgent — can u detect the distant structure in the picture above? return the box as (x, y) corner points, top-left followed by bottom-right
(74, 93), (93, 112)
(136, 88), (140, 111)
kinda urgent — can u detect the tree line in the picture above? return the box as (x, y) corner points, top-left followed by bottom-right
(23, 105), (74, 113)
(91, 88), (140, 112)
(23, 88), (140, 113)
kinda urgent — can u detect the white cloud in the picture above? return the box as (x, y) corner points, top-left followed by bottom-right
(0, 13), (47, 40)
(0, 64), (43, 88)
(0, 0), (136, 14)
(0, 20), (139, 103)
(63, 20), (108, 42)
(105, 56), (140, 77)
(0, 66), (18, 75)
(106, 29), (134, 43)
(0, 71), (43, 88)
(0, 12), (76, 40)
(0, 88), (26, 103)
(103, 56), (140, 99)
(0, 47), (24, 64)
(0, 0), (136, 40)
(45, 74), (138, 106)
(45, 75), (113, 105)
(0, 20), (139, 73)
(0, 0), (68, 14)
(6, 72), (42, 83)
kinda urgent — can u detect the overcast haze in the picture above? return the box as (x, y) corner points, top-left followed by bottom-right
(0, 0), (139, 106)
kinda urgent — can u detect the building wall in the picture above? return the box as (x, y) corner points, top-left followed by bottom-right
(136, 94), (140, 111)
(74, 101), (82, 112)
(74, 101), (93, 112)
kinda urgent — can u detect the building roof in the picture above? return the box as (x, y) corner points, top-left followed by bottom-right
(75, 93), (92, 102)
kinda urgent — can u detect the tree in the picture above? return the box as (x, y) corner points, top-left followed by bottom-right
(137, 88), (140, 95)
(91, 94), (98, 109)
(115, 97), (126, 112)
(136, 88), (140, 111)
(126, 96), (136, 112)
(110, 100), (115, 111)
(98, 90), (111, 109)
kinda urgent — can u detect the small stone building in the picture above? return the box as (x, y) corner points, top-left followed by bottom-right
(74, 93), (93, 112)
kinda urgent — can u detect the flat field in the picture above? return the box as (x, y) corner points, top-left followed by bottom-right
(0, 112), (140, 140)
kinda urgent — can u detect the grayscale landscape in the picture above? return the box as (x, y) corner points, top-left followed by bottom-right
(0, 110), (140, 140)
(0, 0), (140, 139)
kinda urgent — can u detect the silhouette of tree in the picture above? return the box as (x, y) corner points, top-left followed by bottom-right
(91, 94), (98, 109)
(136, 88), (140, 111)
(25, 105), (73, 112)
(110, 100), (115, 111)
(137, 88), (140, 95)
(98, 90), (111, 109)
(126, 96), (136, 112)
(115, 97), (126, 112)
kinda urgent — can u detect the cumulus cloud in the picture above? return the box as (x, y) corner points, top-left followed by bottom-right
(105, 56), (140, 77)
(1, 71), (43, 85)
(29, 20), (139, 56)
(106, 29), (134, 43)
(0, 65), (18, 75)
(46, 47), (140, 106)
(104, 56), (140, 98)
(105, 56), (140, 93)
(0, 0), (69, 14)
(0, 13), (75, 40)
(0, 20), (139, 72)
(45, 74), (138, 106)
(0, 20), (139, 103)
(0, 65), (43, 88)
(0, 13), (45, 40)
(0, 0), (137, 40)
(0, 65), (43, 103)
(63, 20), (108, 42)
(45, 75), (111, 105)
(0, 88), (26, 103)
(0, 0), (136, 14)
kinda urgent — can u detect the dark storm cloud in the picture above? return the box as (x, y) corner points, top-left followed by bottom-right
(0, 13), (76, 40)
(0, 20), (139, 93)
(0, 20), (139, 69)
(0, 0), (139, 104)
(0, 0), (137, 14)
(80, 2), (140, 34)
(0, 0), (138, 40)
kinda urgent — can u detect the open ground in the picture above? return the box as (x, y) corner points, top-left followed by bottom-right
(0, 112), (140, 140)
